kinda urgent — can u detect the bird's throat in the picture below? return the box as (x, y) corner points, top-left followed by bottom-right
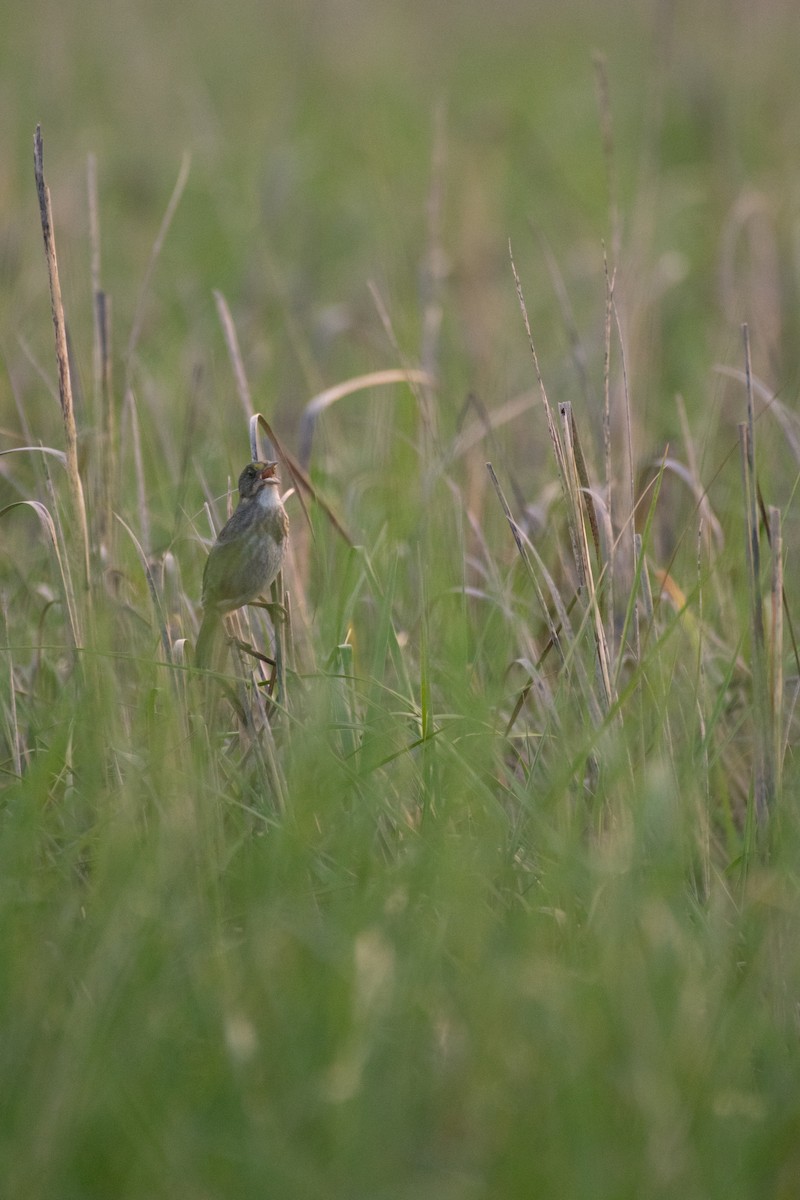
(256, 485), (281, 511)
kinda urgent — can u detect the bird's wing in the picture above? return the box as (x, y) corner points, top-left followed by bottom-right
(201, 537), (256, 609)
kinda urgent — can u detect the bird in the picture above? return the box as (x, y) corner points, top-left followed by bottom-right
(195, 460), (289, 669)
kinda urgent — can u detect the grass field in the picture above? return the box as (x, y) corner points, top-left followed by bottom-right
(3, 1), (800, 1196)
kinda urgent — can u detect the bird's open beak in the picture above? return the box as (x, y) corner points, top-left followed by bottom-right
(259, 461), (279, 481)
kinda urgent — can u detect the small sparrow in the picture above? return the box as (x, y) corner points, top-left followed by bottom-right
(195, 461), (289, 668)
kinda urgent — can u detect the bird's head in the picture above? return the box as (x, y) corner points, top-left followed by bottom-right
(237, 460), (281, 500)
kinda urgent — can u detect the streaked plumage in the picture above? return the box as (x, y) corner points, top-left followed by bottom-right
(195, 461), (289, 668)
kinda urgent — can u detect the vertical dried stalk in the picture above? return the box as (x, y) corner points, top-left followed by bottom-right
(125, 389), (151, 560)
(1, 599), (22, 777)
(738, 328), (774, 827)
(769, 505), (783, 798)
(97, 291), (115, 549)
(214, 289), (256, 422)
(270, 577), (287, 708)
(739, 422), (773, 824)
(560, 403), (614, 711)
(635, 533), (653, 624)
(88, 153), (115, 553)
(611, 287), (638, 660)
(510, 246), (568, 492)
(33, 126), (91, 616)
(485, 461), (559, 656)
(602, 253), (616, 659)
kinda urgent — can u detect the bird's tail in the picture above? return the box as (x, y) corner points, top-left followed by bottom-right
(195, 610), (222, 670)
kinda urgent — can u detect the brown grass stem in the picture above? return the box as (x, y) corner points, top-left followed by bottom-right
(214, 289), (255, 421)
(33, 126), (91, 628)
(738, 375), (774, 828)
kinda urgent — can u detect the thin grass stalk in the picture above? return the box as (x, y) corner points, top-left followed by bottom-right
(494, 505), (605, 734)
(485, 462), (563, 663)
(694, 520), (711, 899)
(675, 392), (731, 624)
(33, 127), (91, 621)
(418, 567), (435, 821)
(227, 673), (288, 816)
(602, 252), (616, 662)
(613, 459), (665, 690)
(215, 289), (256, 422)
(281, 590), (296, 676)
(742, 325), (775, 824)
(560, 403), (614, 711)
(487, 459), (610, 734)
(559, 409), (591, 580)
(757, 481), (800, 678)
(509, 246), (569, 493)
(255, 721), (288, 816)
(487, 461), (566, 734)
(557, 408), (589, 580)
(114, 513), (173, 664)
(97, 292), (114, 551)
(738, 419), (774, 827)
(270, 576), (286, 709)
(1, 599), (22, 777)
(562, 403), (602, 569)
(527, 539), (605, 730)
(769, 505), (783, 799)
(329, 639), (359, 764)
(611, 287), (639, 660)
(0, 500), (79, 648)
(124, 390), (151, 560)
(87, 153), (115, 556)
(510, 254), (603, 677)
(635, 533), (653, 624)
(602, 253), (615, 503)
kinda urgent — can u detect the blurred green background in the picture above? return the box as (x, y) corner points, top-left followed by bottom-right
(5, 0), (800, 472)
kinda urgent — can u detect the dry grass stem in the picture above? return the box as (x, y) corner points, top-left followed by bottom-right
(215, 288), (255, 422)
(509, 245), (568, 491)
(1, 598), (21, 778)
(486, 460), (559, 654)
(738, 325), (775, 828)
(769, 506), (783, 797)
(560, 403), (614, 710)
(0, 499), (79, 647)
(33, 125), (91, 614)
